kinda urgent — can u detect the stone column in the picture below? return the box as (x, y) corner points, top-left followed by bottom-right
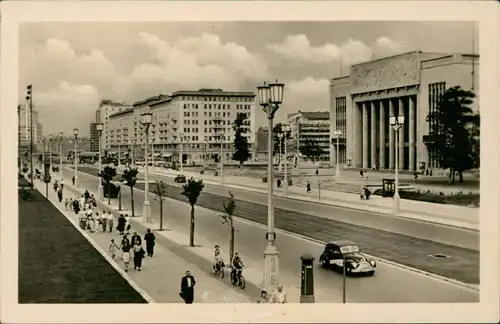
(362, 102), (369, 169)
(388, 99), (395, 169)
(408, 96), (415, 171)
(379, 100), (386, 168)
(370, 101), (377, 168)
(398, 97), (405, 171)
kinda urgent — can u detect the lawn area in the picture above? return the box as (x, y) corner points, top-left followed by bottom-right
(18, 177), (147, 303)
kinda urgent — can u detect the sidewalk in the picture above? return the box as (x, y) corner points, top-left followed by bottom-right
(141, 168), (479, 231)
(63, 168), (348, 303)
(34, 175), (253, 303)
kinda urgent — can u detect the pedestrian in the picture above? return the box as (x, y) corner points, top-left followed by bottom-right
(89, 213), (96, 233)
(257, 290), (269, 303)
(121, 234), (131, 250)
(271, 285), (287, 304)
(72, 199), (80, 215)
(125, 214), (131, 234)
(131, 232), (141, 246)
(121, 243), (131, 272)
(117, 214), (126, 235)
(95, 212), (102, 232)
(60, 179), (64, 191)
(107, 211), (114, 233)
(144, 229), (156, 257)
(306, 182), (311, 193)
(84, 190), (90, 202)
(132, 241), (146, 271)
(101, 212), (107, 232)
(109, 239), (119, 259)
(277, 179), (281, 189)
(359, 170), (364, 179)
(57, 188), (63, 203)
(64, 198), (70, 210)
(72, 176), (75, 186)
(180, 270), (196, 304)
(53, 181), (58, 192)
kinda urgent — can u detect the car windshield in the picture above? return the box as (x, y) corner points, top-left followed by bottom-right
(344, 252), (365, 262)
(340, 245), (360, 254)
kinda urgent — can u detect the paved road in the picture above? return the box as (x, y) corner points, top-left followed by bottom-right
(68, 167), (478, 302)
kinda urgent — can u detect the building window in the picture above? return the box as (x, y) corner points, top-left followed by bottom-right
(335, 96), (347, 165)
(428, 82), (446, 169)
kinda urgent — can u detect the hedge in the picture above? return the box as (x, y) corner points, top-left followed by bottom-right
(372, 189), (479, 207)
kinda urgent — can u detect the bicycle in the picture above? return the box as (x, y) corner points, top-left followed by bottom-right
(212, 259), (225, 279)
(230, 267), (246, 289)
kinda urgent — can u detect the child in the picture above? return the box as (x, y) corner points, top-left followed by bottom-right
(109, 239), (119, 259)
(64, 198), (70, 211)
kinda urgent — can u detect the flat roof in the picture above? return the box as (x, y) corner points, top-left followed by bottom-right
(109, 107), (134, 118)
(171, 89), (255, 98)
(133, 94), (169, 107)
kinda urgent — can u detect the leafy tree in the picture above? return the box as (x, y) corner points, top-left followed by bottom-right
(469, 122), (480, 169)
(220, 191), (237, 263)
(299, 139), (325, 163)
(121, 167), (139, 216)
(427, 86), (479, 183)
(153, 180), (168, 231)
(232, 113), (251, 168)
(181, 178), (205, 247)
(99, 165), (117, 205)
(272, 123), (292, 166)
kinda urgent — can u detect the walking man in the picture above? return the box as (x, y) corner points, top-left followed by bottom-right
(180, 270), (196, 304)
(107, 211), (114, 233)
(131, 232), (142, 246)
(144, 228), (156, 257)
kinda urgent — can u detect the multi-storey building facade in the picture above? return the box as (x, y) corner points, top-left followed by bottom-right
(287, 111), (331, 162)
(89, 123), (100, 152)
(107, 89), (256, 165)
(96, 100), (133, 150)
(18, 104), (43, 154)
(329, 51), (479, 171)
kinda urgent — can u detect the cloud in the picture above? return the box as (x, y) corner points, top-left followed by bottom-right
(126, 32), (269, 93)
(266, 34), (409, 65)
(35, 81), (100, 135)
(287, 77), (330, 97)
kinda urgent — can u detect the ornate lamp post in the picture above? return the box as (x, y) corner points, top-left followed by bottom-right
(219, 126), (224, 184)
(48, 135), (52, 175)
(73, 128), (79, 188)
(42, 136), (46, 170)
(179, 133), (184, 171)
(257, 79), (285, 292)
(96, 123), (104, 200)
(333, 129), (342, 177)
(282, 124), (291, 196)
(141, 111), (153, 222)
(389, 115), (405, 214)
(26, 85), (34, 187)
(58, 132), (63, 181)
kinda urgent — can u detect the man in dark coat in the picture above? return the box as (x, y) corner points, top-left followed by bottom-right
(131, 232), (142, 246)
(144, 228), (156, 257)
(180, 270), (196, 304)
(72, 199), (80, 215)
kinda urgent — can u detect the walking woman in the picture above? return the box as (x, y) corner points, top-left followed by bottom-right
(116, 214), (126, 235)
(132, 241), (146, 271)
(144, 228), (156, 257)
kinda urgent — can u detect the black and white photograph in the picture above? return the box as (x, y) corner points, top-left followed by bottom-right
(1, 1), (499, 323)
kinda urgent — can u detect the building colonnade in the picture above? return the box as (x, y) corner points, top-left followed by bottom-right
(354, 94), (417, 171)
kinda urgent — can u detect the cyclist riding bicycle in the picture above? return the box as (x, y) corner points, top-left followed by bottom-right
(213, 245), (224, 269)
(232, 252), (244, 279)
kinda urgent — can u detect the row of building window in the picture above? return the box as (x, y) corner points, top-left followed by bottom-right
(181, 96), (253, 102)
(335, 97), (347, 139)
(428, 82), (446, 169)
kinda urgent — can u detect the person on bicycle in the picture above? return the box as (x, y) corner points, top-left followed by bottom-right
(232, 252), (244, 279)
(213, 245), (224, 270)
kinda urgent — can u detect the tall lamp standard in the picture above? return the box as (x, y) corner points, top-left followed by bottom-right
(257, 80), (285, 292)
(389, 115), (405, 214)
(333, 130), (342, 177)
(219, 125), (224, 184)
(179, 133), (184, 171)
(96, 123), (104, 200)
(48, 135), (52, 175)
(140, 111), (153, 223)
(42, 137), (46, 170)
(26, 85), (34, 187)
(73, 128), (79, 188)
(58, 132), (63, 181)
(282, 124), (291, 196)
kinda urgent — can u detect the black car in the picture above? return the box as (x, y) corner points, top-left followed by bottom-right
(174, 174), (187, 183)
(101, 181), (121, 198)
(319, 240), (376, 276)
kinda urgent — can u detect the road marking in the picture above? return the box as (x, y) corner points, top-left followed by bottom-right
(31, 178), (156, 303)
(71, 168), (480, 292)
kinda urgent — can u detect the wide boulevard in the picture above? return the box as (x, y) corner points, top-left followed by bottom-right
(67, 166), (479, 303)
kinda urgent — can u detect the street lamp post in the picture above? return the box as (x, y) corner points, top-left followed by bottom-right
(219, 126), (224, 185)
(58, 133), (63, 181)
(389, 115), (405, 214)
(257, 79), (285, 292)
(141, 112), (153, 222)
(277, 132), (284, 189)
(179, 133), (184, 171)
(48, 135), (52, 175)
(333, 130), (342, 178)
(73, 128), (79, 187)
(283, 124), (291, 196)
(96, 123), (104, 201)
(42, 137), (45, 173)
(26, 85), (34, 187)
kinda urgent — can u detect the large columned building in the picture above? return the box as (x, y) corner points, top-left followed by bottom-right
(330, 51), (479, 171)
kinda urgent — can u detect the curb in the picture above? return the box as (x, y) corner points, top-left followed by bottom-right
(70, 169), (480, 292)
(31, 178), (156, 303)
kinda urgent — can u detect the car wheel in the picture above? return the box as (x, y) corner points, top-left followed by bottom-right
(321, 257), (328, 268)
(345, 267), (352, 276)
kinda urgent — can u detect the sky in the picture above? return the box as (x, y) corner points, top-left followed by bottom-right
(18, 21), (476, 137)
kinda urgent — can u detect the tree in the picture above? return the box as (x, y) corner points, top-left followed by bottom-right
(232, 112), (251, 168)
(299, 139), (325, 163)
(427, 86), (479, 183)
(469, 121), (480, 169)
(153, 180), (168, 231)
(273, 123), (292, 165)
(99, 165), (117, 205)
(181, 178), (205, 247)
(220, 191), (237, 263)
(121, 167), (139, 216)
